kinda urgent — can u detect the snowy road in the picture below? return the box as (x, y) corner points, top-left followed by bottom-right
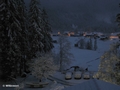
(48, 75), (76, 86)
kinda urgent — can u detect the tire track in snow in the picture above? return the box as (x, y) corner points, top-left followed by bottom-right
(92, 79), (101, 90)
(86, 57), (100, 63)
(48, 75), (76, 86)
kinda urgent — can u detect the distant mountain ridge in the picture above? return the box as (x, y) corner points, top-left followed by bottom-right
(25, 0), (120, 32)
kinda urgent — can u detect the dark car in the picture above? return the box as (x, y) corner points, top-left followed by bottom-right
(52, 40), (57, 43)
(100, 35), (108, 40)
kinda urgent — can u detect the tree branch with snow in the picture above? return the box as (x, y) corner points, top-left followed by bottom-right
(30, 54), (58, 82)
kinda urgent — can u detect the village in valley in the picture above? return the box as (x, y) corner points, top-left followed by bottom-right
(52, 30), (120, 39)
(48, 30), (120, 90)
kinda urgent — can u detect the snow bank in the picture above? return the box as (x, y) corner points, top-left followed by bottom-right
(63, 79), (120, 90)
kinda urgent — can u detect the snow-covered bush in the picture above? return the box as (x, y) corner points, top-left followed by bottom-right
(31, 54), (58, 81)
(96, 42), (120, 85)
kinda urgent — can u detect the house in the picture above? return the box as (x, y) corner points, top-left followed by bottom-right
(83, 32), (104, 38)
(109, 32), (120, 40)
(69, 31), (75, 36)
(77, 31), (85, 36)
(83, 32), (95, 38)
(109, 35), (119, 40)
(52, 32), (60, 36)
(63, 31), (70, 36)
(63, 79), (120, 90)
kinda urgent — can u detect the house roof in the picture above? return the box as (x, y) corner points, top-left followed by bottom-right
(63, 79), (120, 90)
(111, 32), (120, 36)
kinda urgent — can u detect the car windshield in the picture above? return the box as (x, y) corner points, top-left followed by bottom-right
(75, 71), (81, 74)
(66, 72), (71, 74)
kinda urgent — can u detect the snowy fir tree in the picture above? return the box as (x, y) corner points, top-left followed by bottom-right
(0, 0), (24, 80)
(15, 0), (30, 76)
(86, 38), (93, 50)
(79, 38), (85, 49)
(28, 0), (44, 58)
(58, 35), (74, 71)
(116, 3), (120, 27)
(116, 3), (120, 39)
(89, 37), (93, 50)
(94, 38), (97, 51)
(85, 40), (89, 49)
(0, 0), (53, 81)
(96, 42), (120, 85)
(30, 54), (58, 82)
(41, 8), (54, 52)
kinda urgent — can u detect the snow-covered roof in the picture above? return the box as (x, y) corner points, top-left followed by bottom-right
(63, 79), (120, 90)
(63, 31), (70, 34)
(111, 32), (120, 36)
(85, 32), (103, 36)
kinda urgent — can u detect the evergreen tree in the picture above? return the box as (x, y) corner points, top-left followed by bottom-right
(28, 0), (44, 58)
(85, 38), (93, 50)
(116, 3), (120, 27)
(86, 41), (90, 50)
(94, 38), (97, 51)
(41, 8), (53, 52)
(89, 37), (93, 50)
(16, 0), (30, 75)
(79, 38), (85, 49)
(0, 0), (23, 80)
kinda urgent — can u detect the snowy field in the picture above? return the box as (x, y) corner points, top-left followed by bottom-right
(52, 36), (119, 71)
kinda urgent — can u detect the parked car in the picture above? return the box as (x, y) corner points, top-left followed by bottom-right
(74, 71), (82, 79)
(65, 72), (72, 80)
(99, 35), (108, 40)
(83, 72), (90, 79)
(62, 69), (70, 74)
(52, 40), (57, 43)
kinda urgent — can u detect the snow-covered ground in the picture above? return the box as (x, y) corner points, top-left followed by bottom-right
(52, 36), (119, 71)
(0, 36), (120, 90)
(62, 79), (120, 90)
(50, 36), (120, 90)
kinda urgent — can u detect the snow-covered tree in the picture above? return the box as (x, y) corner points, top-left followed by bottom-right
(58, 35), (74, 71)
(86, 38), (93, 50)
(96, 42), (120, 85)
(15, 0), (30, 76)
(94, 38), (97, 51)
(89, 37), (93, 50)
(114, 60), (120, 85)
(31, 54), (58, 82)
(79, 38), (85, 49)
(116, 3), (120, 27)
(28, 0), (44, 58)
(41, 8), (54, 52)
(0, 0), (24, 80)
